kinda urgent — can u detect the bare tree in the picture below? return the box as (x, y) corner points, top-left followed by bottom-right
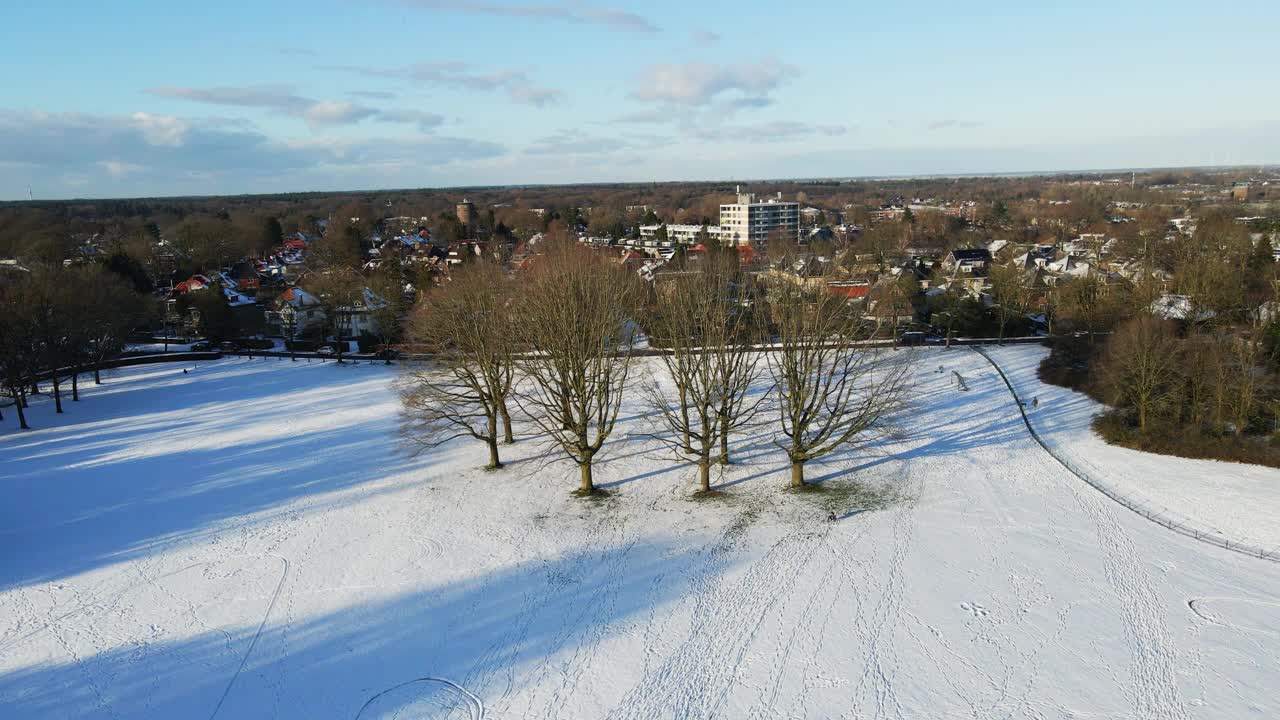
(645, 261), (768, 492)
(1227, 320), (1266, 435)
(987, 264), (1029, 344)
(73, 266), (151, 389)
(304, 268), (362, 364)
(0, 280), (37, 429)
(400, 261), (515, 469)
(1100, 316), (1183, 432)
(767, 286), (908, 487)
(516, 241), (642, 494)
(1058, 273), (1111, 345)
(25, 268), (73, 414)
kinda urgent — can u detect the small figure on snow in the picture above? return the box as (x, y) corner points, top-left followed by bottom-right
(1032, 396), (1039, 409)
(182, 369), (188, 374)
(826, 511), (837, 522)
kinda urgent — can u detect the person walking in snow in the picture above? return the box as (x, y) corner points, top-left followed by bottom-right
(1032, 396), (1039, 409)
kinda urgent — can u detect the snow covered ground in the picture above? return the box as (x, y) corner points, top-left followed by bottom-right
(987, 345), (1280, 553)
(2, 349), (1279, 719)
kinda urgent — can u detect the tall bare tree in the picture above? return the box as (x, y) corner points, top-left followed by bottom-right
(645, 261), (768, 492)
(987, 264), (1029, 344)
(516, 241), (642, 494)
(1058, 273), (1113, 345)
(1100, 316), (1183, 432)
(68, 265), (150, 392)
(768, 286), (908, 487)
(401, 261), (515, 469)
(304, 268), (362, 364)
(1227, 320), (1266, 435)
(0, 280), (38, 429)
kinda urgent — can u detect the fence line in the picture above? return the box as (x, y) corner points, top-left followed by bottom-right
(971, 346), (1280, 564)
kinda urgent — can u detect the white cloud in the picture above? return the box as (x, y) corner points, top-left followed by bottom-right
(301, 101), (379, 128)
(398, 0), (659, 32)
(98, 160), (147, 177)
(688, 121), (847, 143)
(329, 62), (564, 107)
(148, 84), (454, 130)
(374, 109), (446, 131)
(0, 108), (506, 197)
(632, 58), (795, 107)
(130, 112), (189, 146)
(927, 119), (982, 131)
(147, 85), (381, 129)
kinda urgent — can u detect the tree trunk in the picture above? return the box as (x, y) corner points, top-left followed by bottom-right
(1137, 403), (1147, 432)
(790, 460), (805, 488)
(499, 399), (515, 444)
(487, 437), (502, 469)
(698, 458), (711, 493)
(719, 415), (730, 464)
(579, 461), (594, 493)
(94, 363), (102, 384)
(679, 385), (691, 452)
(13, 389), (29, 430)
(71, 370), (79, 401)
(486, 414), (502, 468)
(52, 376), (63, 414)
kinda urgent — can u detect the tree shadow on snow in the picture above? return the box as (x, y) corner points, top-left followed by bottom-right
(0, 539), (714, 720)
(0, 359), (420, 590)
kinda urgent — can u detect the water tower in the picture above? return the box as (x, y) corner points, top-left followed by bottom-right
(456, 199), (476, 229)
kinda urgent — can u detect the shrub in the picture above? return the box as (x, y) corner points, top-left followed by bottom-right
(1093, 409), (1280, 468)
(1038, 333), (1100, 395)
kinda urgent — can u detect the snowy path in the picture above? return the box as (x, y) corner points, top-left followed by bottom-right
(2, 351), (1278, 718)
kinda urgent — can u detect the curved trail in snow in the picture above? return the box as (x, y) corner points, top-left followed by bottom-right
(1187, 597), (1280, 638)
(971, 346), (1280, 565)
(354, 677), (484, 720)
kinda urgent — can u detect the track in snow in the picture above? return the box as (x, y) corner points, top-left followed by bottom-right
(355, 677), (484, 720)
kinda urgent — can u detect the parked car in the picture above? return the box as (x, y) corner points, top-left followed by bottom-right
(190, 341), (211, 351)
(899, 331), (927, 346)
(218, 341), (239, 352)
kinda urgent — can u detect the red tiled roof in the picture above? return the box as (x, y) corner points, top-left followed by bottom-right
(826, 283), (870, 299)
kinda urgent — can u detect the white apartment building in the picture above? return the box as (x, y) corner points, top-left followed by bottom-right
(632, 188), (801, 251)
(638, 223), (725, 245)
(719, 188), (800, 248)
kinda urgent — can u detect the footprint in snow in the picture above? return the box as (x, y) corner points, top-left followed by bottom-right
(960, 601), (990, 618)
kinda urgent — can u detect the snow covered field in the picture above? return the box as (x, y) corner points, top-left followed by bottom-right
(2, 349), (1279, 719)
(987, 345), (1280, 553)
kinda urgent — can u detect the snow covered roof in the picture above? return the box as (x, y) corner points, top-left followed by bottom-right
(278, 287), (322, 309)
(1150, 294), (1214, 323)
(223, 287), (256, 307)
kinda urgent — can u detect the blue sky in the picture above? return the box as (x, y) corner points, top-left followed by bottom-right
(2, 0), (1277, 199)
